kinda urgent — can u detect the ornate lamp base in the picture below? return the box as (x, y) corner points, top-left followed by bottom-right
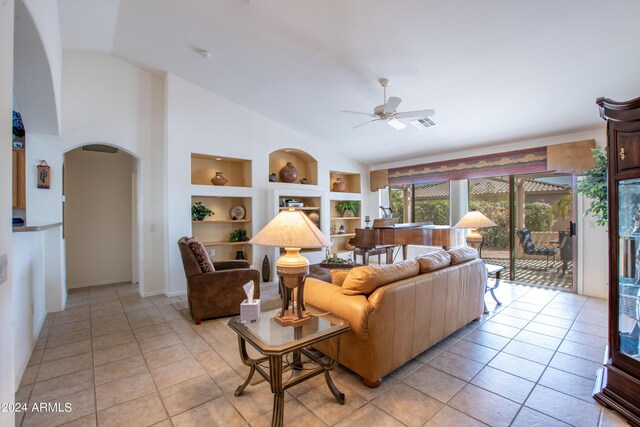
(274, 309), (312, 326)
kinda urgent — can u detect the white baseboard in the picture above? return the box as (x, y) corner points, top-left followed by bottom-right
(67, 278), (131, 289)
(166, 290), (187, 298)
(141, 289), (167, 297)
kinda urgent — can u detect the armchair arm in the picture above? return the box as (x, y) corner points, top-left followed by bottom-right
(189, 268), (261, 298)
(213, 260), (251, 271)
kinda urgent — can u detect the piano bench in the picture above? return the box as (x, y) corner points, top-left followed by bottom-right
(354, 246), (396, 265)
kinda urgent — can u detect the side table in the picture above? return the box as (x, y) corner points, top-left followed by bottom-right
(484, 263), (504, 313)
(228, 306), (350, 427)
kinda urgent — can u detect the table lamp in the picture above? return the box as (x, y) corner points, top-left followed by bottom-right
(249, 208), (331, 326)
(454, 210), (497, 249)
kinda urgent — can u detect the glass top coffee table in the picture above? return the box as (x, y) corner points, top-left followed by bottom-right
(228, 306), (350, 427)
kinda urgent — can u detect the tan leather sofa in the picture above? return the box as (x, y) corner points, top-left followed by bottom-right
(304, 247), (487, 387)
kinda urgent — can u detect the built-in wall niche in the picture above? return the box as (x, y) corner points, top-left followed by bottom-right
(329, 199), (361, 254)
(269, 148), (318, 185)
(330, 171), (361, 194)
(191, 196), (253, 262)
(191, 153), (252, 187)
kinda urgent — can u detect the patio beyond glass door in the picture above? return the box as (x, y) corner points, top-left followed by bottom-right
(512, 173), (575, 290)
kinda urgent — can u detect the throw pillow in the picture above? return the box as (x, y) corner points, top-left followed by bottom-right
(341, 260), (419, 296)
(416, 251), (452, 273)
(447, 246), (478, 265)
(330, 269), (350, 286)
(186, 237), (215, 273)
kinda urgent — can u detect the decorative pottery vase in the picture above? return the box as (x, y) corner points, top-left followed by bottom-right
(211, 172), (228, 186)
(279, 162), (298, 183)
(269, 173), (277, 182)
(235, 250), (245, 260)
(338, 225), (346, 234)
(262, 255), (271, 282)
(332, 178), (346, 192)
(343, 209), (354, 217)
(307, 212), (320, 228)
(300, 178), (308, 184)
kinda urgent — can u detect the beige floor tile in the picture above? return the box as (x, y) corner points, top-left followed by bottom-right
(515, 330), (562, 350)
(249, 399), (325, 427)
(20, 365), (40, 386)
(31, 368), (94, 402)
(479, 321), (522, 338)
(449, 384), (520, 427)
(525, 385), (600, 427)
(94, 354), (148, 385)
(424, 405), (488, 427)
(97, 392), (167, 427)
(171, 397), (246, 427)
(523, 321), (568, 339)
(90, 306), (124, 319)
(93, 341), (141, 366)
(92, 330), (136, 350)
(334, 369), (399, 401)
(53, 312), (90, 326)
(548, 352), (601, 380)
(600, 408), (631, 427)
(447, 339), (498, 365)
(403, 364), (466, 403)
(96, 371), (157, 411)
(209, 365), (244, 394)
(501, 339), (555, 365)
(488, 352), (545, 382)
(462, 330), (510, 351)
(159, 374), (222, 416)
(414, 346), (445, 363)
(138, 331), (182, 354)
(27, 349), (44, 367)
(427, 351), (484, 382)
(512, 407), (570, 426)
(538, 367), (597, 403)
(372, 382), (442, 426)
(388, 359), (423, 380)
(42, 339), (92, 363)
(488, 313), (530, 329)
(229, 379), (294, 421)
(133, 323), (172, 340)
(91, 313), (128, 326)
(144, 342), (192, 369)
(565, 330), (607, 349)
(50, 320), (90, 336)
(298, 380), (366, 426)
(333, 403), (404, 427)
(45, 329), (91, 349)
(533, 313), (574, 328)
(22, 387), (96, 427)
(59, 414), (97, 426)
(36, 352), (93, 382)
(91, 321), (132, 338)
(150, 356), (206, 389)
(129, 314), (167, 329)
(499, 307), (537, 321)
(470, 366), (535, 404)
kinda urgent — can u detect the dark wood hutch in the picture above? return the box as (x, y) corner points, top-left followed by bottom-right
(594, 96), (640, 425)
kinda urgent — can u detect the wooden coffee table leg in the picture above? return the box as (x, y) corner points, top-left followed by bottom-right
(269, 354), (285, 427)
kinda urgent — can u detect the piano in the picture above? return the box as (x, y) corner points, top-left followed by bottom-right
(349, 223), (465, 265)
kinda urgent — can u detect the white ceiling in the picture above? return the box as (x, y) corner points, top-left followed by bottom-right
(57, 0), (640, 165)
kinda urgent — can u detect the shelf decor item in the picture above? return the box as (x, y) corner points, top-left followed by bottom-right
(211, 171), (228, 186)
(231, 206), (246, 220)
(249, 208), (331, 326)
(338, 225), (346, 234)
(300, 178), (308, 184)
(279, 162), (298, 183)
(192, 202), (214, 221)
(335, 200), (360, 217)
(332, 177), (346, 192)
(37, 160), (50, 189)
(262, 255), (271, 282)
(269, 173), (277, 182)
(229, 228), (249, 242)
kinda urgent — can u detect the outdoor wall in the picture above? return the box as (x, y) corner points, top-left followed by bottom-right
(370, 129), (609, 298)
(0, 0), (15, 423)
(64, 148), (135, 288)
(61, 51), (166, 296)
(165, 73), (369, 296)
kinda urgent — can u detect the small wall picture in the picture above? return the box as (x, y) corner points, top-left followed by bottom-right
(37, 161), (50, 189)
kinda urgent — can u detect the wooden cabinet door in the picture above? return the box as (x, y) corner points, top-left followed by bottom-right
(12, 150), (18, 208)
(12, 149), (26, 209)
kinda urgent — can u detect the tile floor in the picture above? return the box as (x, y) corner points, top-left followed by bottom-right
(14, 279), (629, 427)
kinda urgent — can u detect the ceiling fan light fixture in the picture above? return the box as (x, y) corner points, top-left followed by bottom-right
(386, 118), (406, 130)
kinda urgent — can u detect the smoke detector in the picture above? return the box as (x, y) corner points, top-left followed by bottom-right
(199, 50), (213, 60)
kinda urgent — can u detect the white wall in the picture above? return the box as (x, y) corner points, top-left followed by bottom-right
(61, 51), (166, 296)
(0, 1), (16, 424)
(25, 133), (63, 226)
(370, 129), (609, 298)
(64, 148), (135, 288)
(165, 73), (369, 296)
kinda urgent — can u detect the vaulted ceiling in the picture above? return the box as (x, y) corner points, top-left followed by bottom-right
(57, 0), (640, 164)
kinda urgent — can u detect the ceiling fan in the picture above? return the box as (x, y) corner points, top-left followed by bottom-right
(342, 78), (436, 130)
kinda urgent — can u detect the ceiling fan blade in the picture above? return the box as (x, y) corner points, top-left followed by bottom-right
(395, 109), (435, 119)
(384, 96), (402, 113)
(342, 110), (374, 116)
(386, 118), (406, 130)
(353, 119), (379, 129)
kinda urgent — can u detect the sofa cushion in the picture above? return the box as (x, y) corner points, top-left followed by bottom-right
(186, 237), (215, 273)
(341, 260), (420, 296)
(447, 246), (478, 265)
(330, 269), (350, 286)
(416, 251), (452, 273)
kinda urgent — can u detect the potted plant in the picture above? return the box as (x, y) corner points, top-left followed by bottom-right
(335, 200), (360, 217)
(229, 228), (249, 242)
(192, 202), (213, 221)
(577, 147), (607, 226)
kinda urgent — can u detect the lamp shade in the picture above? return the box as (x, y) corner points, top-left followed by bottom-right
(454, 211), (497, 229)
(249, 208), (331, 248)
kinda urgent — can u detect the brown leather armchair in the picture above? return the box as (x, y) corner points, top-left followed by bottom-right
(178, 237), (260, 325)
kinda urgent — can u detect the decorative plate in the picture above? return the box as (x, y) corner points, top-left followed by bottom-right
(231, 206), (246, 220)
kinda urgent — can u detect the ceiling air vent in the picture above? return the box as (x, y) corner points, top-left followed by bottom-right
(82, 144), (119, 154)
(410, 117), (437, 129)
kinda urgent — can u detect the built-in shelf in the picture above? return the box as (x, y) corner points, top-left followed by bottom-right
(269, 148), (318, 185)
(331, 233), (356, 238)
(279, 206), (320, 211)
(330, 216), (361, 220)
(329, 170), (361, 194)
(193, 219), (251, 224)
(191, 153), (252, 187)
(201, 241), (250, 247)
